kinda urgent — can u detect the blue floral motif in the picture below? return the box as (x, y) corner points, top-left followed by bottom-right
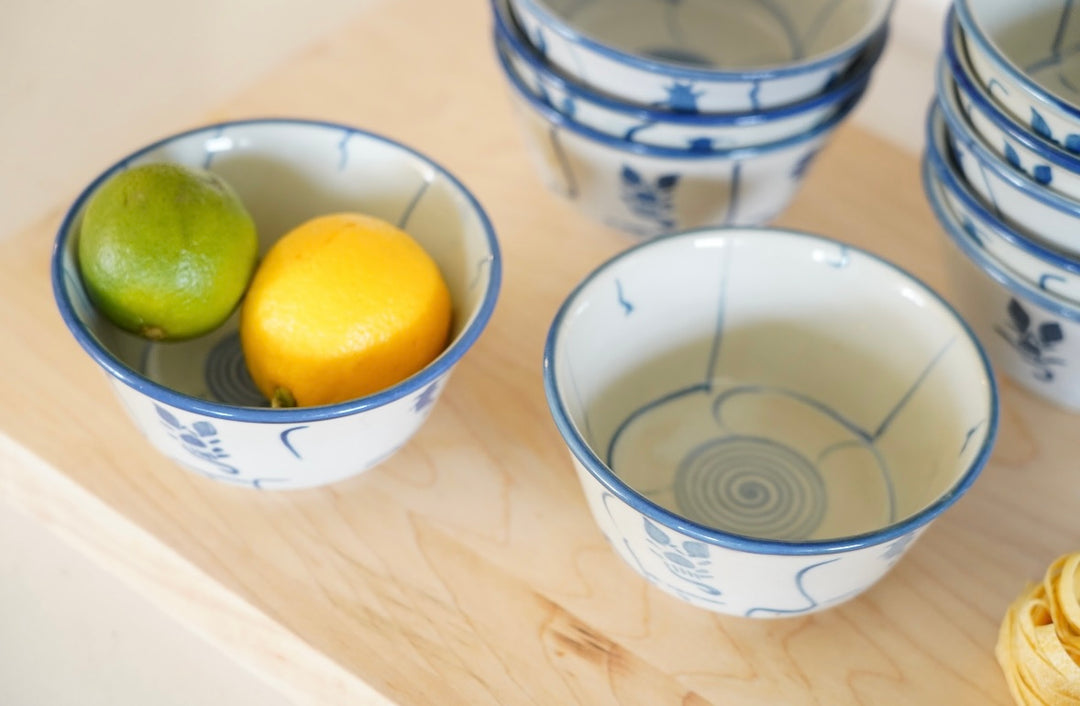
(1066, 134), (1080, 154)
(1031, 108), (1054, 142)
(790, 148), (821, 180)
(1033, 164), (1054, 185)
(1004, 142), (1022, 170)
(155, 404), (239, 475)
(661, 81), (703, 113)
(961, 215), (984, 248)
(995, 298), (1065, 381)
(641, 517), (724, 601)
(619, 165), (679, 232)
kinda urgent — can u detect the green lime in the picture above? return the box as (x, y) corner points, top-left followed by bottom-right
(78, 162), (258, 341)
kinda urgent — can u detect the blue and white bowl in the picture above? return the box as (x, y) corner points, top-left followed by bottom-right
(945, 12), (1080, 202)
(543, 227), (997, 617)
(924, 137), (1080, 412)
(956, 0), (1080, 153)
(926, 103), (1080, 305)
(509, 0), (894, 112)
(497, 39), (863, 237)
(52, 118), (502, 490)
(493, 0), (887, 150)
(936, 50), (1080, 257)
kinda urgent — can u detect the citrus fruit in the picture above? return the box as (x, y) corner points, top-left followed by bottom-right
(78, 162), (258, 340)
(240, 212), (452, 408)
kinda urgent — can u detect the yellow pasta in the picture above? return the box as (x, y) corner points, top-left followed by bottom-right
(996, 553), (1080, 705)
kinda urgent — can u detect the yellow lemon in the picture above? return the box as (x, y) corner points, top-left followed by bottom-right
(240, 212), (452, 408)
(78, 162), (257, 340)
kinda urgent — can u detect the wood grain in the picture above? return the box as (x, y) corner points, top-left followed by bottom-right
(3, 0), (1077, 703)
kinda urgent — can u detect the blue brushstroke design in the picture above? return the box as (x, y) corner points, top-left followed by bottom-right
(280, 425), (308, 459)
(397, 178), (431, 230)
(337, 130), (352, 171)
(605, 384), (711, 466)
(959, 420), (985, 456)
(748, 80), (763, 111)
(745, 557), (840, 617)
(1039, 273), (1068, 292)
(615, 278), (634, 315)
(986, 78), (1010, 98)
(722, 162), (742, 226)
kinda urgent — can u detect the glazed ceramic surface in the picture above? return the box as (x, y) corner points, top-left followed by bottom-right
(925, 153), (1080, 411)
(509, 0), (893, 111)
(945, 14), (1080, 202)
(52, 119), (501, 490)
(543, 228), (997, 616)
(492, 0), (885, 150)
(956, 0), (1080, 150)
(936, 57), (1080, 257)
(925, 104), (1080, 305)
(497, 43), (860, 237)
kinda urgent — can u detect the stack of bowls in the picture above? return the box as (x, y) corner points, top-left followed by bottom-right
(924, 0), (1080, 411)
(491, 0), (894, 237)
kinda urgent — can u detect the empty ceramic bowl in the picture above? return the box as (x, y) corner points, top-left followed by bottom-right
(508, 0), (893, 112)
(543, 227), (997, 617)
(52, 118), (502, 490)
(925, 145), (1080, 411)
(945, 12), (1080, 202)
(497, 40), (863, 237)
(936, 53), (1080, 257)
(493, 0), (887, 150)
(926, 103), (1080, 305)
(956, 0), (1080, 153)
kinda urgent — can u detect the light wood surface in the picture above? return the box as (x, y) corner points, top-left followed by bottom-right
(3, 0), (1077, 703)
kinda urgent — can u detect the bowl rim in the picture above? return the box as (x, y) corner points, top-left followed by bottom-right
(945, 9), (1080, 172)
(51, 117), (503, 423)
(936, 52), (1080, 217)
(496, 33), (864, 160)
(925, 95), (1080, 277)
(511, 0), (895, 80)
(492, 0), (886, 126)
(924, 108), (1080, 323)
(955, 0), (1080, 119)
(542, 226), (999, 556)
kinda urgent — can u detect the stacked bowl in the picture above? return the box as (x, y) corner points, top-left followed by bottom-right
(924, 0), (1080, 411)
(491, 0), (895, 237)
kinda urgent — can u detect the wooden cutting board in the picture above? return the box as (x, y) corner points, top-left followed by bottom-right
(2, 0), (1074, 703)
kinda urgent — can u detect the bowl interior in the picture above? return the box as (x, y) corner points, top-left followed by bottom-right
(548, 230), (994, 543)
(56, 120), (498, 411)
(965, 0), (1080, 103)
(528, 0), (888, 71)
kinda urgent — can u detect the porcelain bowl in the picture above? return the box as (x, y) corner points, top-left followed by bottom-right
(508, 0), (893, 112)
(496, 39), (864, 237)
(543, 227), (997, 617)
(52, 118), (502, 490)
(926, 103), (1080, 305)
(956, 0), (1080, 152)
(924, 139), (1080, 412)
(936, 51), (1080, 257)
(493, 0), (887, 150)
(945, 12), (1080, 202)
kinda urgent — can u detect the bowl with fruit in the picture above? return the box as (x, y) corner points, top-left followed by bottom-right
(52, 118), (502, 490)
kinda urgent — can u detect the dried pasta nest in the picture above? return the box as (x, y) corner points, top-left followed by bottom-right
(996, 553), (1080, 705)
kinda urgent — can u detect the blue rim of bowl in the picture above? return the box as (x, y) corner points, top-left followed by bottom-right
(492, 0), (885, 126)
(935, 53), (1080, 218)
(512, 0), (895, 80)
(924, 95), (1080, 276)
(955, 0), (1080, 120)
(50, 117), (503, 423)
(542, 226), (999, 556)
(496, 34), (864, 160)
(944, 9), (1080, 173)
(924, 107), (1080, 323)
